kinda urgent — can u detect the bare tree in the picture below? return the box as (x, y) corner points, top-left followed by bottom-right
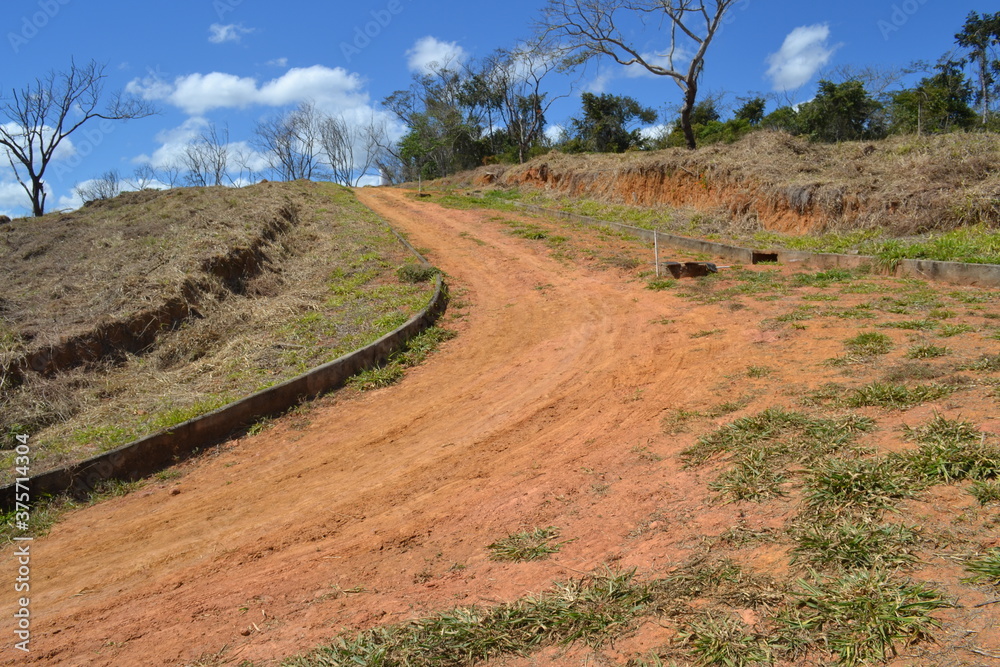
(156, 163), (183, 188)
(539, 0), (737, 149)
(75, 169), (121, 203)
(253, 101), (326, 181)
(126, 164), (157, 190)
(0, 58), (156, 216)
(182, 123), (231, 187)
(486, 42), (566, 163)
(319, 115), (354, 186)
(319, 113), (391, 186)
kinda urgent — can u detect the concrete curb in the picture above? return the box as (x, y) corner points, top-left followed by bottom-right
(2, 226), (447, 512)
(515, 203), (1000, 287)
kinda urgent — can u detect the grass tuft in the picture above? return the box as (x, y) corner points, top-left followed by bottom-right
(488, 526), (567, 562)
(777, 570), (951, 666)
(284, 569), (655, 666)
(844, 382), (953, 409)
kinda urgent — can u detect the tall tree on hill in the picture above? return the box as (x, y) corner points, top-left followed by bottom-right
(383, 66), (489, 180)
(797, 80), (883, 142)
(889, 60), (977, 134)
(538, 0), (738, 149)
(955, 11), (1000, 125)
(0, 59), (155, 217)
(567, 92), (656, 152)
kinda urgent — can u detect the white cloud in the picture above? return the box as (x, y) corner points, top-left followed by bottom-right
(766, 24), (840, 91)
(209, 23), (254, 44)
(406, 36), (468, 75)
(132, 117), (270, 177)
(127, 65), (368, 116)
(544, 124), (566, 144)
(585, 71), (614, 94)
(267, 57), (289, 67)
(639, 123), (673, 141)
(0, 181), (28, 214)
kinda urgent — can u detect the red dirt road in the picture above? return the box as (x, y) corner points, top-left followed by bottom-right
(4, 188), (995, 665)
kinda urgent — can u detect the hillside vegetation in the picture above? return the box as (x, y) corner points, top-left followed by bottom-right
(463, 131), (1000, 246)
(0, 181), (435, 483)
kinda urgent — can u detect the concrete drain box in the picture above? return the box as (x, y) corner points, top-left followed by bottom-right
(662, 261), (719, 278)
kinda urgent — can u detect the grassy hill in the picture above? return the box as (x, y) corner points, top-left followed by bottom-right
(0, 181), (436, 483)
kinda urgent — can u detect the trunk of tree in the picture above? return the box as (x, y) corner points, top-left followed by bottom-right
(31, 178), (45, 217)
(680, 83), (698, 150)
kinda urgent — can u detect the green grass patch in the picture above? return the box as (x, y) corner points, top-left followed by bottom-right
(964, 549), (1000, 589)
(284, 569), (655, 666)
(792, 268), (857, 288)
(397, 263), (439, 283)
(804, 458), (917, 513)
(844, 331), (893, 356)
(969, 480), (1000, 505)
(646, 278), (678, 291)
(844, 382), (954, 409)
(791, 518), (920, 571)
(776, 570), (951, 666)
(937, 323), (975, 337)
(488, 526), (568, 562)
(348, 326), (456, 391)
(900, 414), (1000, 484)
(905, 344), (950, 359)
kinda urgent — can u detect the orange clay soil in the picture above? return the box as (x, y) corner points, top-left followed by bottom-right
(2, 186), (999, 666)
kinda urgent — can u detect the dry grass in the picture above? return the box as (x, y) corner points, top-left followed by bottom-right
(468, 131), (1000, 238)
(0, 181), (435, 482)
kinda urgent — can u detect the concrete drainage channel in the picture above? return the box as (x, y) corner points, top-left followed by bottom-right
(0, 219), (448, 513)
(515, 202), (1000, 288)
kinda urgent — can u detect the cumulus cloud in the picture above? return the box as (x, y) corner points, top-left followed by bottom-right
(267, 57), (289, 67)
(766, 24), (839, 91)
(406, 36), (468, 74)
(209, 23), (254, 44)
(0, 181), (28, 214)
(126, 65), (368, 115)
(544, 124), (566, 145)
(639, 123), (673, 141)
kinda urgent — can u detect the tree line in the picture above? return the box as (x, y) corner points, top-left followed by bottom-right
(2, 5), (998, 215)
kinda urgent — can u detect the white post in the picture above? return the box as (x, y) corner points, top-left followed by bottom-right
(654, 230), (660, 277)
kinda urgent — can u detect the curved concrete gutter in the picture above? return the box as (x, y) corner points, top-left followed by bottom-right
(2, 222), (447, 512)
(515, 202), (1000, 288)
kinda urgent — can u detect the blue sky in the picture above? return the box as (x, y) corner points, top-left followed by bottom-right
(0, 0), (983, 217)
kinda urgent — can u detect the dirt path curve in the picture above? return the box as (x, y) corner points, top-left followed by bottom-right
(1, 188), (766, 666)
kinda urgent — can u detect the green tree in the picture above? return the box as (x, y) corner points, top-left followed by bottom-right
(383, 67), (489, 180)
(797, 80), (883, 142)
(566, 92), (657, 153)
(760, 106), (801, 135)
(955, 11), (1000, 125)
(734, 97), (766, 126)
(889, 60), (977, 134)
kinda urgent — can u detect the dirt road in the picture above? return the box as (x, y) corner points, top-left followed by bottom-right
(0, 188), (831, 665)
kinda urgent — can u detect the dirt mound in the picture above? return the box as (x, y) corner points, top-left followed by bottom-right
(492, 131), (1000, 235)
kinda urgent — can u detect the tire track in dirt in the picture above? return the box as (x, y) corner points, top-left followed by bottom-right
(1, 188), (757, 665)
